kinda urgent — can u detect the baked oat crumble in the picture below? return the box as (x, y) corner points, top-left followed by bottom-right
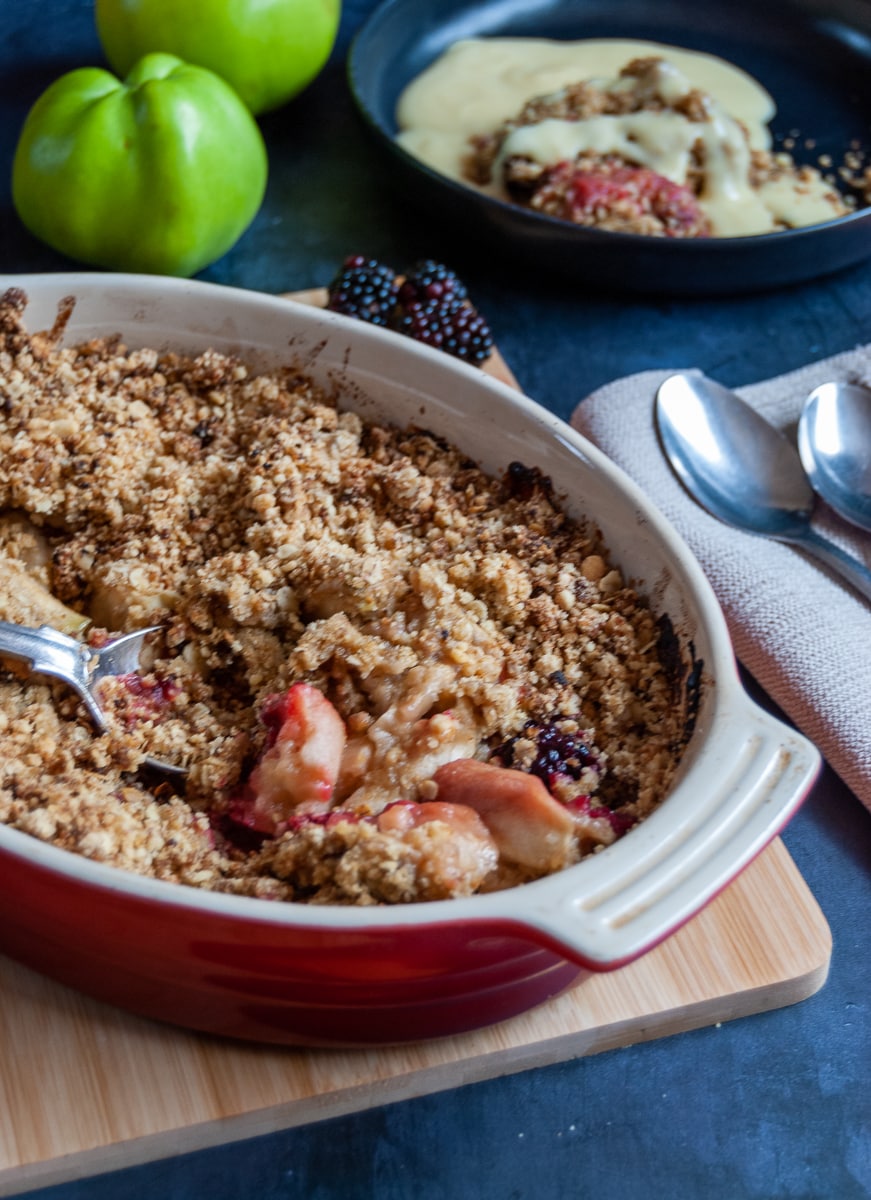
(0, 289), (690, 905)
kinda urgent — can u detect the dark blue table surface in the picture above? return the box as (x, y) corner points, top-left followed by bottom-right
(3, 3), (870, 1197)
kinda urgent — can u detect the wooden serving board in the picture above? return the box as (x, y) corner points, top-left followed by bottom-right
(0, 291), (832, 1195)
(0, 840), (830, 1196)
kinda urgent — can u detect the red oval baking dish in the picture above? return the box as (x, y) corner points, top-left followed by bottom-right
(0, 274), (820, 1045)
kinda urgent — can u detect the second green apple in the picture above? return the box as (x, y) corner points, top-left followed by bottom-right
(95, 0), (342, 115)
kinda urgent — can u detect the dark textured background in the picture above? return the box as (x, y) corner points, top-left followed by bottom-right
(2, 2), (870, 1196)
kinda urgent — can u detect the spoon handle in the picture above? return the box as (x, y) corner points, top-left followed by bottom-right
(0, 619), (102, 724)
(797, 529), (871, 602)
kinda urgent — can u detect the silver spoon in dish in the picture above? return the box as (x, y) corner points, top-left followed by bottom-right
(798, 381), (871, 533)
(0, 619), (185, 775)
(655, 371), (871, 603)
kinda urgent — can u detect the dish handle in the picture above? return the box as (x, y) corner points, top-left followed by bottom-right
(512, 703), (822, 970)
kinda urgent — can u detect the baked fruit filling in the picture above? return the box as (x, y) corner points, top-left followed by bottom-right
(0, 289), (692, 905)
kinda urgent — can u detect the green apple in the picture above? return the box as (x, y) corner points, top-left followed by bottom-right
(95, 0), (342, 115)
(12, 53), (268, 276)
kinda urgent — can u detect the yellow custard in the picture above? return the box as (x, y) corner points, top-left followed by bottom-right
(396, 38), (848, 237)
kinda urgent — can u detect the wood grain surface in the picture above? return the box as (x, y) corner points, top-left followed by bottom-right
(0, 292), (832, 1196)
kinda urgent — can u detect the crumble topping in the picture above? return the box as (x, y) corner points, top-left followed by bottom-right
(0, 288), (691, 904)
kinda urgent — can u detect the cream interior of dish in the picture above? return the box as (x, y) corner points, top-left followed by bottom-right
(396, 38), (845, 235)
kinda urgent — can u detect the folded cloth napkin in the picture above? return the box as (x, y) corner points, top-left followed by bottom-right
(571, 350), (871, 814)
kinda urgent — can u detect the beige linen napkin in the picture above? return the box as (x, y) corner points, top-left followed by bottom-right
(571, 351), (871, 813)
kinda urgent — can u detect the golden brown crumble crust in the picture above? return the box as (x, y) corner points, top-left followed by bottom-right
(0, 291), (687, 904)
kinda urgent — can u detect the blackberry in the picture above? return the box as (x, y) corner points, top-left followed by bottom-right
(505, 461), (552, 502)
(494, 717), (598, 792)
(326, 255), (399, 326)
(392, 297), (493, 364)
(398, 259), (468, 306)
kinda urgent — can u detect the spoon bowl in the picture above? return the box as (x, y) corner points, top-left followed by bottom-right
(656, 372), (815, 539)
(798, 381), (871, 532)
(0, 620), (184, 774)
(655, 372), (871, 602)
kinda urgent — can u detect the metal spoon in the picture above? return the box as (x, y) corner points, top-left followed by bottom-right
(798, 381), (871, 532)
(655, 371), (871, 602)
(0, 619), (185, 774)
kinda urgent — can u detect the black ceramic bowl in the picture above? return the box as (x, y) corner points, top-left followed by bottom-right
(348, 0), (871, 296)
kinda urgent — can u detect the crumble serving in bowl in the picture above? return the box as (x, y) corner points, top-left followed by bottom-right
(0, 285), (687, 906)
(0, 275), (819, 1044)
(398, 40), (856, 238)
(350, 2), (871, 294)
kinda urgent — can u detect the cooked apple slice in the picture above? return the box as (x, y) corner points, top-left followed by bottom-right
(248, 683), (346, 828)
(433, 758), (577, 872)
(0, 557), (88, 634)
(376, 800), (499, 897)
